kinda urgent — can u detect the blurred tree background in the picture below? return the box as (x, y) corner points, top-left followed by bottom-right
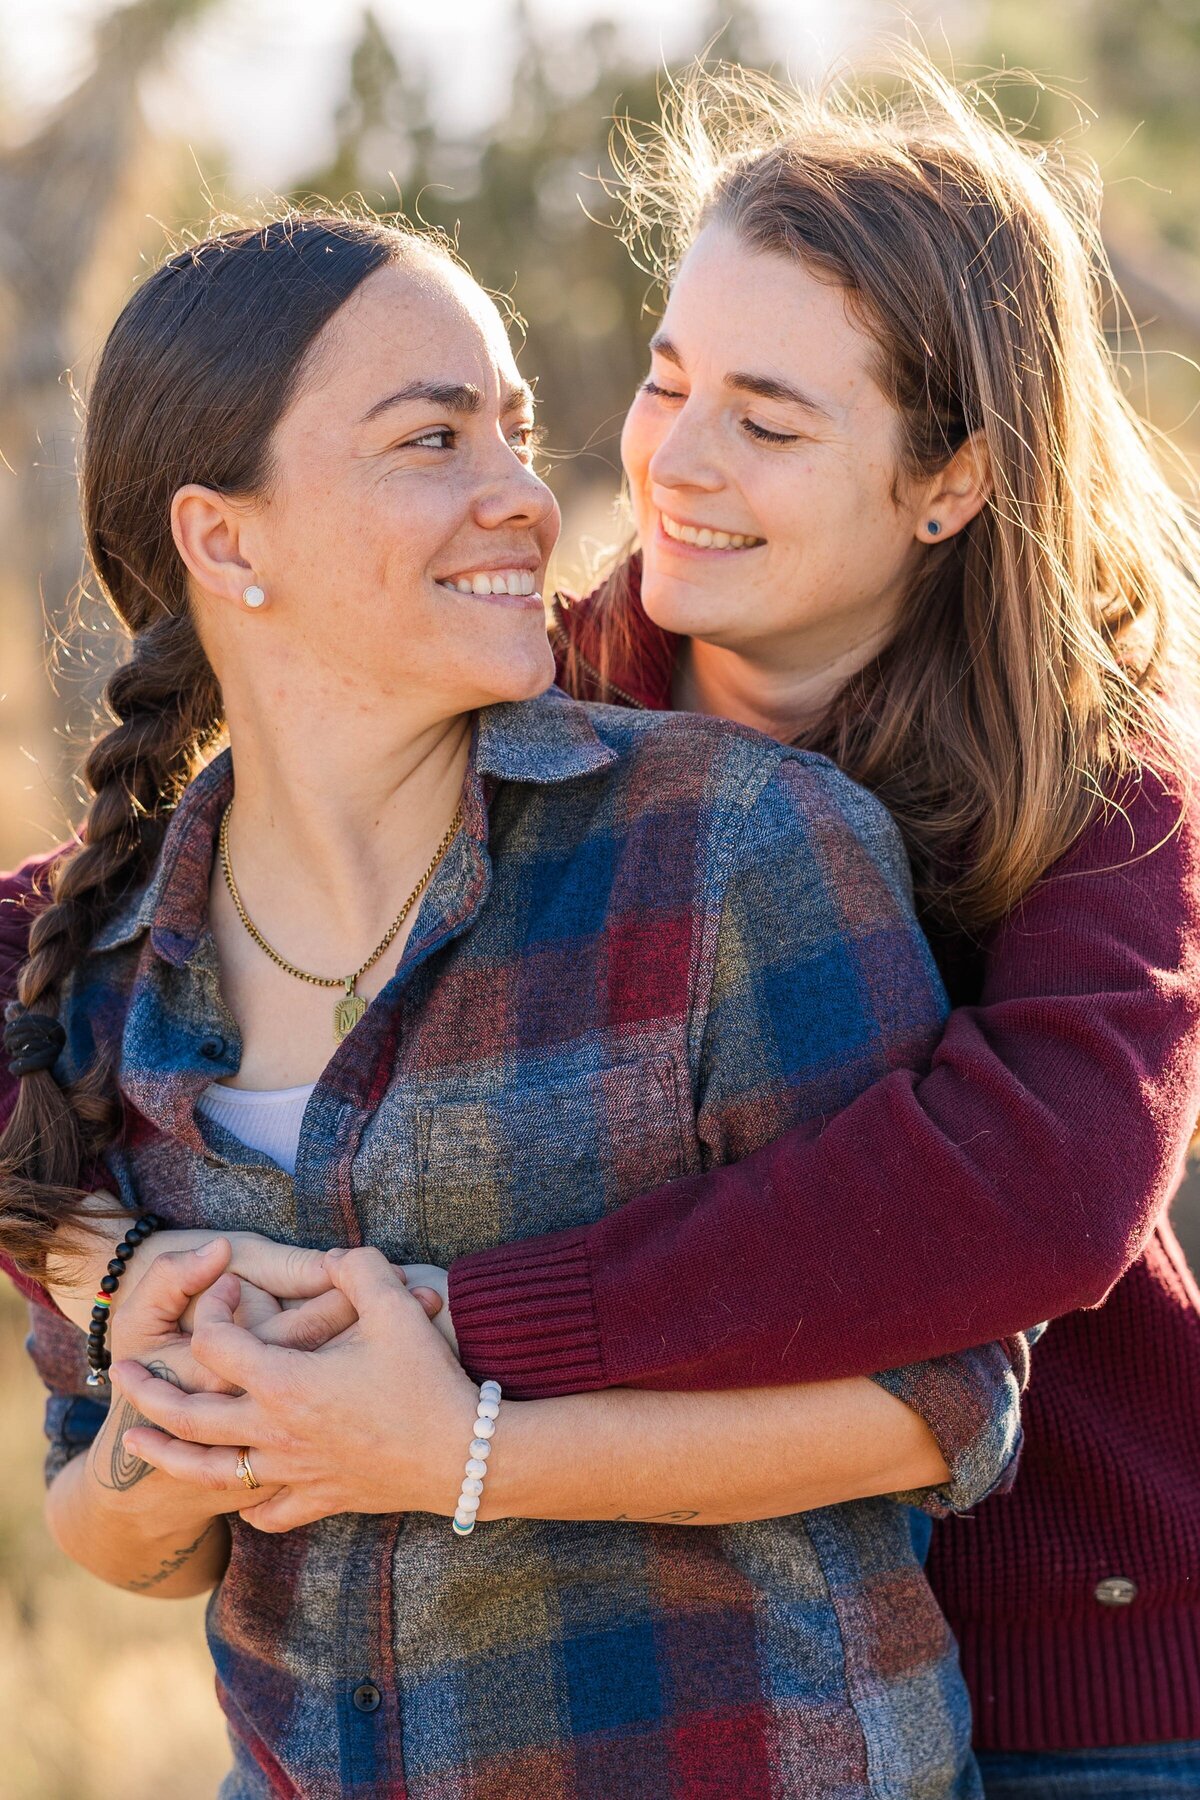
(1, 3), (1199, 1793)
(3, 0), (1200, 862)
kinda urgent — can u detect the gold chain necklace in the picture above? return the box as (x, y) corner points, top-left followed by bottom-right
(218, 798), (464, 1043)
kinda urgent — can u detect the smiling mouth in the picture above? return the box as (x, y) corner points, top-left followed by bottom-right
(435, 568), (542, 601)
(659, 512), (766, 551)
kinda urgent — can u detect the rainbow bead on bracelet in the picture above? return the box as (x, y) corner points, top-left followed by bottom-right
(452, 1381), (502, 1536)
(85, 1212), (165, 1386)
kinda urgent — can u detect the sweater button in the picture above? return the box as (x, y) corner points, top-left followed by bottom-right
(352, 1681), (382, 1713)
(1094, 1576), (1138, 1606)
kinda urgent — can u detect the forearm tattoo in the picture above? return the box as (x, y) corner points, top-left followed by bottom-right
(613, 1509), (701, 1524)
(93, 1359), (185, 1492)
(125, 1519), (220, 1593)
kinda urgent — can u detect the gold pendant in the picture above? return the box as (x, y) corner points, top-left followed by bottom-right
(334, 985), (368, 1043)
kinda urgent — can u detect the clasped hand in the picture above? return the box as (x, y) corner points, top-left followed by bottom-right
(110, 1240), (478, 1533)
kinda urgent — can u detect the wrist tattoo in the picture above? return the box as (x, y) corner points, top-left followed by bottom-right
(93, 1358), (185, 1492)
(613, 1509), (701, 1524)
(125, 1519), (219, 1592)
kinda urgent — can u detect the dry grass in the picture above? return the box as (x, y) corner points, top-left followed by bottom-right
(0, 1282), (229, 1800)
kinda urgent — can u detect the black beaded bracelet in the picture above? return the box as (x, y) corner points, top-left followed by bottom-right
(85, 1213), (165, 1388)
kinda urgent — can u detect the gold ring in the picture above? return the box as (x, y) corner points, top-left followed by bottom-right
(236, 1448), (261, 1491)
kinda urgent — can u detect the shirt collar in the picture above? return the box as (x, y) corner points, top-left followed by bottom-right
(90, 747), (233, 961)
(473, 685), (617, 785)
(88, 687), (616, 964)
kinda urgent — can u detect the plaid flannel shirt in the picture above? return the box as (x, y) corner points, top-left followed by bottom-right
(27, 687), (1026, 1800)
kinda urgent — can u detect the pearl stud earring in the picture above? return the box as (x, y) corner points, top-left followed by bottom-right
(242, 584), (266, 609)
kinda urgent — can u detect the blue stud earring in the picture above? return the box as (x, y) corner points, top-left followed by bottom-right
(926, 520), (942, 537)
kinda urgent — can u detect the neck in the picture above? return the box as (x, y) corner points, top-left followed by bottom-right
(220, 685), (472, 951)
(673, 620), (895, 742)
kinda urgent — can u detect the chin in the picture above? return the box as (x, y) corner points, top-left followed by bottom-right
(640, 568), (747, 645)
(474, 628), (558, 707)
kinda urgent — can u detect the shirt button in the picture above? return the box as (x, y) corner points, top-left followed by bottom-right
(199, 1035), (226, 1060)
(1094, 1576), (1138, 1606)
(352, 1681), (382, 1714)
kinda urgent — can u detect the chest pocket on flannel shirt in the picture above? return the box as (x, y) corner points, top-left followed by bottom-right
(414, 1051), (696, 1265)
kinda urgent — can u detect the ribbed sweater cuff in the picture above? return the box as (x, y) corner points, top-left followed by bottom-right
(448, 1228), (607, 1399)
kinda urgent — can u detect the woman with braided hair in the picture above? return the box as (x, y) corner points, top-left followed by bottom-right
(1, 576), (223, 1232)
(0, 211), (1025, 1797)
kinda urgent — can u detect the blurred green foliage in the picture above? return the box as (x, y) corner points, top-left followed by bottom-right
(282, 0), (1200, 518)
(973, 0), (1200, 252)
(0, 0), (1197, 850)
(289, 2), (773, 514)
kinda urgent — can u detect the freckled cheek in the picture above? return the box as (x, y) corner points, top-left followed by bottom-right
(620, 402), (656, 521)
(768, 456), (864, 552)
(742, 462), (819, 560)
(276, 472), (378, 584)
(534, 489), (562, 565)
(361, 482), (464, 596)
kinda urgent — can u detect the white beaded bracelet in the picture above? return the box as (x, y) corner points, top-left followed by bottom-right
(452, 1380), (502, 1536)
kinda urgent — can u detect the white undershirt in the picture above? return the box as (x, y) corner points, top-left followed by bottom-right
(195, 1081), (316, 1176)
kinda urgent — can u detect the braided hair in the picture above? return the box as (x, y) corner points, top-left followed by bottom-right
(0, 212), (435, 1279)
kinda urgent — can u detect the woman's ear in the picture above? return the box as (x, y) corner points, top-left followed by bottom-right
(914, 432), (992, 545)
(170, 484), (259, 604)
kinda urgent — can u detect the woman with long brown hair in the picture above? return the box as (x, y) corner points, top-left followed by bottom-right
(430, 57), (1200, 1796)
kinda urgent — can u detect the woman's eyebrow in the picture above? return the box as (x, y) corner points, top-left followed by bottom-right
(649, 333), (833, 421)
(361, 378), (533, 424)
(649, 332), (685, 369)
(727, 369), (835, 421)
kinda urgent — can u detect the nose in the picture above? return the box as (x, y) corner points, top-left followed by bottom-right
(647, 402), (725, 497)
(472, 444), (559, 541)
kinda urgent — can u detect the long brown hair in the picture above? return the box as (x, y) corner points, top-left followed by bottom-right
(0, 211), (447, 1279)
(571, 55), (1200, 932)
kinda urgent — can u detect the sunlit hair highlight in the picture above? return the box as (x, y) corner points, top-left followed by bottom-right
(575, 52), (1200, 933)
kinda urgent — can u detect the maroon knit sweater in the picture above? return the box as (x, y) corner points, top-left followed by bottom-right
(446, 583), (1200, 1752)
(5, 604), (1200, 1750)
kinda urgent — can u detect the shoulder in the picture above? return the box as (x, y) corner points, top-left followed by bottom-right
(1110, 750), (1199, 858)
(575, 699), (914, 903)
(0, 845), (70, 987)
(986, 738), (1200, 992)
(1043, 745), (1199, 891)
(585, 698), (904, 830)
(0, 845), (67, 906)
